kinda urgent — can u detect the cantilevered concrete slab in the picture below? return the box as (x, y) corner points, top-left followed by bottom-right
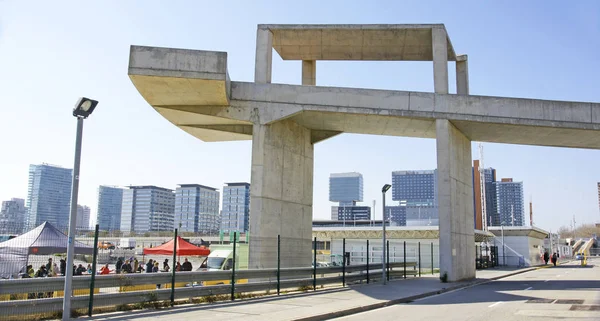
(128, 24), (600, 282)
(261, 24), (456, 61)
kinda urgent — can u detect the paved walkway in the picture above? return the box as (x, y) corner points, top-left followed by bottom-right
(84, 266), (546, 321)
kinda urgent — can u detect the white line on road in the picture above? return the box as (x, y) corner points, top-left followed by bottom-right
(488, 301), (504, 308)
(524, 287), (533, 290)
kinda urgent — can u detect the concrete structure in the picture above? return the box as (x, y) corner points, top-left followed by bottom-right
(26, 163), (72, 230)
(120, 186), (175, 234)
(97, 185), (124, 232)
(76, 205), (91, 231)
(0, 198), (26, 234)
(128, 24), (600, 281)
(221, 183), (251, 233)
(488, 226), (548, 266)
(175, 184), (220, 234)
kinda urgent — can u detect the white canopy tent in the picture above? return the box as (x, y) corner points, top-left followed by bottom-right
(0, 221), (94, 279)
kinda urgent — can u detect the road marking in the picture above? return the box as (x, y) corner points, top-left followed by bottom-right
(488, 301), (504, 308)
(524, 287), (533, 290)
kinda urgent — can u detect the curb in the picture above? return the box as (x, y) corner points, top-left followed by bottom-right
(294, 267), (537, 321)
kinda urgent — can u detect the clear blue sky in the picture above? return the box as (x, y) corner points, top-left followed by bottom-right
(1, 1), (599, 232)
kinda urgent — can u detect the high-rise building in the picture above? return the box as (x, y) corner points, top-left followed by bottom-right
(385, 206), (406, 226)
(76, 205), (91, 231)
(329, 173), (363, 206)
(392, 170), (438, 206)
(494, 178), (525, 226)
(597, 182), (600, 214)
(221, 183), (250, 233)
(97, 186), (124, 232)
(175, 184), (220, 235)
(391, 170), (438, 226)
(0, 198), (27, 234)
(26, 164), (73, 229)
(472, 160), (497, 229)
(331, 206), (371, 221)
(120, 186), (175, 234)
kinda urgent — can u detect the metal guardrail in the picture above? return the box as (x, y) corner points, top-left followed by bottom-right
(0, 262), (419, 317)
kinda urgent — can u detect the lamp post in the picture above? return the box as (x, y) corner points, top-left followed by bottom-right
(500, 221), (506, 266)
(381, 184), (391, 285)
(63, 97), (98, 321)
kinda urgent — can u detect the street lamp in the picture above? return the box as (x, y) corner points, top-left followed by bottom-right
(63, 97), (98, 320)
(381, 184), (391, 285)
(500, 221), (506, 266)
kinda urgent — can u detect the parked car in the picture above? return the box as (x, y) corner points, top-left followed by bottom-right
(98, 241), (116, 250)
(575, 252), (585, 260)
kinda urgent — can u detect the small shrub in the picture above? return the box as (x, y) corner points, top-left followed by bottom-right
(439, 272), (448, 283)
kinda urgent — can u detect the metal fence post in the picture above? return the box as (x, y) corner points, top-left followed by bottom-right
(170, 228), (178, 306)
(431, 242), (434, 275)
(231, 232), (237, 301)
(88, 224), (99, 316)
(418, 242), (421, 277)
(277, 235), (280, 296)
(403, 241), (406, 279)
(386, 240), (390, 281)
(342, 238), (346, 287)
(313, 237), (317, 291)
(366, 239), (369, 284)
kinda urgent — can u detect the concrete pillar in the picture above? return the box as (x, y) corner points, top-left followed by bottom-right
(302, 60), (316, 86)
(249, 119), (314, 269)
(436, 119), (475, 282)
(432, 27), (449, 94)
(456, 54), (469, 95)
(255, 28), (273, 84)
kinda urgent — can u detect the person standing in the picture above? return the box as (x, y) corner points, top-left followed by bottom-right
(551, 252), (558, 266)
(116, 258), (123, 274)
(60, 259), (66, 276)
(543, 251), (550, 265)
(146, 259), (153, 273)
(163, 259), (170, 272)
(182, 258), (192, 271)
(134, 258), (139, 273)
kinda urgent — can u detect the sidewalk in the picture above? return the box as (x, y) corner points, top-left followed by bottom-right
(86, 267), (537, 321)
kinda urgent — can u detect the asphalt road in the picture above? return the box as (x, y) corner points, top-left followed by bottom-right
(334, 259), (600, 320)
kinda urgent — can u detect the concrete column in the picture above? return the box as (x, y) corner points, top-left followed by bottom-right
(249, 119), (314, 269)
(432, 27), (449, 94)
(436, 119), (475, 282)
(302, 60), (316, 86)
(456, 54), (469, 95)
(255, 28), (273, 84)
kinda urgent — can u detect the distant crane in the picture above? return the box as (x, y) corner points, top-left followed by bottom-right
(478, 143), (488, 231)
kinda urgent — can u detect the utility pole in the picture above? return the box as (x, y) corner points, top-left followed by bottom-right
(511, 205), (515, 227)
(478, 143), (488, 231)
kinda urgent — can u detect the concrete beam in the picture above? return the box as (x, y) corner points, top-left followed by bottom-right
(255, 28), (273, 84)
(436, 119), (475, 282)
(432, 27), (449, 94)
(302, 60), (316, 86)
(456, 54), (469, 95)
(249, 120), (313, 269)
(311, 130), (341, 143)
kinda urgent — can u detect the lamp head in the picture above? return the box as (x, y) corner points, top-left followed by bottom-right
(73, 97), (98, 118)
(382, 184), (392, 193)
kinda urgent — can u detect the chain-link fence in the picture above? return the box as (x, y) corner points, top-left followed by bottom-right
(1, 227), (441, 320)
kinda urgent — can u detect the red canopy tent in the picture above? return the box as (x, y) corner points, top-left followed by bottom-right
(143, 236), (210, 256)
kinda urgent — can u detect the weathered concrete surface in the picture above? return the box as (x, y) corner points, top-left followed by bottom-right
(302, 60), (316, 85)
(456, 54), (469, 95)
(432, 27), (448, 94)
(436, 119), (475, 282)
(261, 24), (456, 61)
(255, 28), (273, 84)
(249, 120), (313, 269)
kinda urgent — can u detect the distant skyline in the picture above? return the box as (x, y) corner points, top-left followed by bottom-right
(1, 1), (599, 232)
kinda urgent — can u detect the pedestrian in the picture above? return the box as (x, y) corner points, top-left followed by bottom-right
(182, 258), (192, 271)
(26, 265), (35, 278)
(52, 261), (59, 276)
(146, 259), (153, 273)
(45, 258), (53, 272)
(87, 264), (92, 274)
(163, 259), (170, 272)
(60, 259), (66, 276)
(175, 261), (181, 272)
(116, 257), (123, 274)
(154, 262), (161, 289)
(134, 258), (139, 273)
(99, 264), (111, 275)
(551, 252), (558, 266)
(543, 251), (550, 265)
